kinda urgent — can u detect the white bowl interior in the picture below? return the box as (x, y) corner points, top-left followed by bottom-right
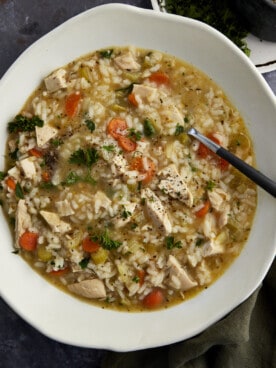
(0, 4), (275, 351)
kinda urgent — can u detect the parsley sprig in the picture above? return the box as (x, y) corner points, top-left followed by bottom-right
(165, 236), (182, 250)
(69, 148), (99, 167)
(8, 114), (44, 133)
(91, 231), (122, 250)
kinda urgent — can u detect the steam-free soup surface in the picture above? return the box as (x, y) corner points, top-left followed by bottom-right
(1, 46), (257, 311)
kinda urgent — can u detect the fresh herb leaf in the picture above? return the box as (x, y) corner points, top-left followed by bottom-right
(143, 119), (155, 137)
(85, 119), (95, 132)
(165, 236), (182, 250)
(165, 0), (250, 55)
(51, 138), (63, 147)
(130, 222), (138, 230)
(8, 114), (43, 133)
(175, 124), (185, 136)
(69, 148), (99, 167)
(99, 49), (113, 58)
(62, 171), (81, 186)
(184, 116), (189, 123)
(39, 182), (56, 190)
(102, 145), (115, 152)
(91, 230), (122, 250)
(121, 206), (132, 219)
(132, 276), (140, 283)
(128, 128), (142, 141)
(206, 180), (216, 191)
(79, 257), (90, 269)
(15, 183), (24, 199)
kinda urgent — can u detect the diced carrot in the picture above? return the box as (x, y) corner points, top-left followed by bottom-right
(195, 200), (210, 218)
(149, 71), (170, 85)
(138, 269), (145, 286)
(65, 92), (81, 118)
(128, 92), (138, 107)
(82, 236), (100, 253)
(29, 148), (43, 158)
(198, 142), (210, 158)
(130, 156), (156, 184)
(49, 267), (69, 277)
(107, 118), (128, 139)
(41, 171), (50, 182)
(117, 135), (137, 152)
(197, 133), (229, 171)
(142, 288), (165, 309)
(6, 176), (16, 191)
(19, 231), (38, 251)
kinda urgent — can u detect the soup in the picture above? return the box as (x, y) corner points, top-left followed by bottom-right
(0, 46), (257, 311)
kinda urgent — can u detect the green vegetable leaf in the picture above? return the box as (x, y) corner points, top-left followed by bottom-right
(165, 236), (182, 250)
(92, 230), (122, 250)
(85, 119), (96, 132)
(206, 180), (216, 191)
(195, 238), (203, 247)
(51, 138), (63, 147)
(143, 119), (155, 137)
(121, 206), (132, 219)
(79, 257), (90, 269)
(69, 148), (99, 167)
(132, 276), (140, 283)
(102, 145), (115, 152)
(99, 49), (113, 58)
(175, 124), (185, 136)
(8, 114), (44, 133)
(15, 182), (24, 199)
(62, 171), (81, 186)
(128, 128), (142, 141)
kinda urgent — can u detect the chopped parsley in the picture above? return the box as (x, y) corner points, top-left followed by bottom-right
(69, 148), (99, 167)
(128, 128), (142, 141)
(165, 0), (250, 56)
(165, 236), (182, 250)
(79, 257), (90, 269)
(9, 148), (19, 161)
(91, 231), (122, 250)
(143, 119), (155, 137)
(8, 114), (44, 133)
(15, 182), (24, 199)
(85, 119), (96, 132)
(206, 180), (216, 191)
(62, 171), (81, 186)
(175, 124), (185, 136)
(132, 276), (140, 283)
(102, 145), (115, 152)
(130, 222), (138, 230)
(115, 83), (134, 96)
(51, 138), (63, 147)
(121, 206), (132, 219)
(99, 49), (113, 59)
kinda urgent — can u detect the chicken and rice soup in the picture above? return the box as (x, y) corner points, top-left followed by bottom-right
(0, 46), (257, 311)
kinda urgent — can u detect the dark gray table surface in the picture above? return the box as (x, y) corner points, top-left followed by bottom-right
(0, 1), (275, 367)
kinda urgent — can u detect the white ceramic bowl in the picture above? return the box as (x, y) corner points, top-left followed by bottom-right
(0, 4), (275, 352)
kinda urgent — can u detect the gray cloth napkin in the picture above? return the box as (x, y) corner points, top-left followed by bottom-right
(102, 260), (276, 368)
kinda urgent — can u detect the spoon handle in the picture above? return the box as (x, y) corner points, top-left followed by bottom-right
(188, 128), (276, 197)
(217, 147), (276, 197)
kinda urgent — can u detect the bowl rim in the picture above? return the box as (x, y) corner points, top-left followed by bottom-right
(0, 3), (275, 352)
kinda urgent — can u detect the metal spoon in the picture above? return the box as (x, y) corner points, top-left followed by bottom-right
(187, 128), (276, 197)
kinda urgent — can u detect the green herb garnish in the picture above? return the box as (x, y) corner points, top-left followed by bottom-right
(8, 114), (44, 133)
(175, 124), (185, 136)
(51, 138), (63, 147)
(121, 206), (132, 219)
(91, 230), (122, 250)
(62, 171), (81, 186)
(115, 83), (134, 96)
(15, 182), (24, 199)
(206, 180), (216, 191)
(102, 145), (115, 152)
(195, 238), (203, 247)
(128, 128), (142, 141)
(165, 0), (250, 55)
(79, 257), (90, 269)
(99, 49), (113, 58)
(0, 171), (7, 180)
(165, 236), (182, 250)
(85, 119), (96, 132)
(9, 148), (19, 161)
(143, 119), (155, 137)
(69, 148), (99, 167)
(132, 276), (140, 283)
